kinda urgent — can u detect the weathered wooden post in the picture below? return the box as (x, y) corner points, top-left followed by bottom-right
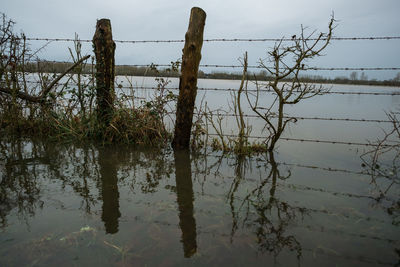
(172, 7), (206, 149)
(93, 19), (116, 125)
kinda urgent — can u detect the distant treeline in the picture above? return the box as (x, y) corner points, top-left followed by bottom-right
(24, 61), (400, 87)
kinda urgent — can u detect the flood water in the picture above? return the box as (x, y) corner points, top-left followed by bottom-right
(1, 78), (400, 266)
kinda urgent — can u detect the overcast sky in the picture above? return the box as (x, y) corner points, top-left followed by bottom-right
(2, 0), (400, 80)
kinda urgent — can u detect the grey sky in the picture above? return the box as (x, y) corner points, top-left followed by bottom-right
(2, 0), (400, 80)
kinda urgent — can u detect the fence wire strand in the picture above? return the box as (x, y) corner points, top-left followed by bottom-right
(21, 81), (400, 96)
(18, 81), (397, 124)
(126, 63), (400, 71)
(31, 59), (400, 71)
(24, 36), (400, 43)
(124, 85), (400, 96)
(196, 113), (392, 123)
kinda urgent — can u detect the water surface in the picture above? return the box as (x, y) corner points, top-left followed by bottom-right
(1, 79), (399, 266)
(0, 137), (398, 266)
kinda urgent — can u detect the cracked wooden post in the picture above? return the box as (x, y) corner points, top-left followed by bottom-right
(93, 19), (116, 126)
(172, 7), (206, 149)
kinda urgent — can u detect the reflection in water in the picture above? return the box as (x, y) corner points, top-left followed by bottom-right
(98, 147), (121, 234)
(360, 128), (400, 226)
(227, 154), (247, 241)
(251, 152), (302, 258)
(229, 151), (303, 259)
(0, 139), (43, 228)
(0, 138), (398, 265)
(174, 149), (197, 257)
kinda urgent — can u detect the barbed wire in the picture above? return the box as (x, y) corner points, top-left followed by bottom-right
(281, 137), (394, 147)
(24, 36), (400, 43)
(26, 59), (400, 72)
(207, 153), (391, 179)
(124, 86), (400, 96)
(303, 67), (400, 71)
(280, 182), (376, 200)
(16, 81), (397, 124)
(166, 110), (391, 124)
(277, 161), (396, 180)
(120, 63), (400, 71)
(199, 87), (400, 95)
(230, 194), (390, 225)
(197, 112), (392, 123)
(206, 133), (392, 147)
(219, 159), (383, 182)
(167, 110), (391, 124)
(276, 161), (375, 178)
(20, 80), (400, 96)
(234, 159), (383, 180)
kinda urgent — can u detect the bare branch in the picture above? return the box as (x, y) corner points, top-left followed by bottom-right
(247, 16), (335, 151)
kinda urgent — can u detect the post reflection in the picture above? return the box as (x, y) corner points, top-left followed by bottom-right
(173, 149), (197, 258)
(98, 147), (121, 234)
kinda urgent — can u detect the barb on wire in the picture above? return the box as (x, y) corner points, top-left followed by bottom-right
(24, 36), (400, 43)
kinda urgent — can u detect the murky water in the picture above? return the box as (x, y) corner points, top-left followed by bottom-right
(0, 138), (398, 266)
(1, 79), (400, 266)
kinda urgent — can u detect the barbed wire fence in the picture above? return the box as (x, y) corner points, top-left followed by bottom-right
(15, 35), (400, 149)
(26, 59), (400, 72)
(23, 36), (400, 43)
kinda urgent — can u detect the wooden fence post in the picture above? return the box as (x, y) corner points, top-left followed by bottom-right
(172, 7), (206, 149)
(93, 19), (116, 125)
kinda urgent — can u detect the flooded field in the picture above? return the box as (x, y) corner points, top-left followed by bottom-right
(0, 79), (399, 266)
